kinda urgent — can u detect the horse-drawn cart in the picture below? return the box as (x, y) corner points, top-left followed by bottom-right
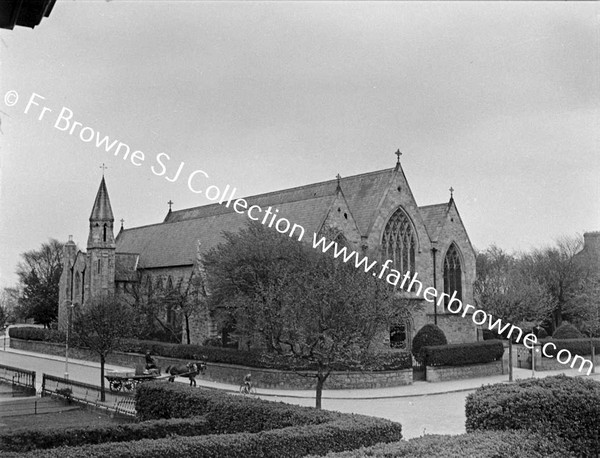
(105, 369), (160, 393)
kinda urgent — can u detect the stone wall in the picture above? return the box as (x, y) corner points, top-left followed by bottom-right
(425, 360), (503, 382)
(10, 339), (413, 390)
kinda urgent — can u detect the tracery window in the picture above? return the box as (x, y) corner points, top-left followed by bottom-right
(443, 243), (462, 304)
(382, 207), (416, 275)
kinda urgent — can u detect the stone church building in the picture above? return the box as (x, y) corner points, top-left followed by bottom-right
(58, 155), (478, 349)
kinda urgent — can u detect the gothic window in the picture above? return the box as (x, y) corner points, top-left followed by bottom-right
(382, 207), (416, 275)
(81, 270), (85, 304)
(443, 243), (462, 304)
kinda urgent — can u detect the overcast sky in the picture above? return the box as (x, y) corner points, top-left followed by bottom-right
(0, 1), (598, 288)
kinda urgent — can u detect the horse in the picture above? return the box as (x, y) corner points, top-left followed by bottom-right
(165, 362), (206, 386)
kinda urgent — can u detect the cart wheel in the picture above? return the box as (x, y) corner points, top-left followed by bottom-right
(124, 380), (135, 392)
(110, 380), (122, 392)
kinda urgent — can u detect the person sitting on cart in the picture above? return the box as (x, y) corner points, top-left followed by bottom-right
(145, 350), (157, 372)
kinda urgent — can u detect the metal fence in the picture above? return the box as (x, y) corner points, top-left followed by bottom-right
(0, 364), (36, 395)
(42, 373), (137, 417)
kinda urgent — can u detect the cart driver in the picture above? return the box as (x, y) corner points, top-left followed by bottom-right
(145, 350), (157, 371)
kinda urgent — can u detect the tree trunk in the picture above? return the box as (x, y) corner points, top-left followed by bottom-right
(315, 371), (330, 409)
(100, 354), (106, 402)
(185, 314), (190, 344)
(508, 340), (513, 382)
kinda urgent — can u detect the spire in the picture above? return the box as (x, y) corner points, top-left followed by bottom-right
(89, 176), (114, 222)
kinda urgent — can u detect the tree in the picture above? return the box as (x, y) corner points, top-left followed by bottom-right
(15, 239), (63, 327)
(0, 287), (19, 324)
(521, 235), (587, 332)
(203, 222), (411, 408)
(72, 294), (135, 401)
(475, 245), (555, 329)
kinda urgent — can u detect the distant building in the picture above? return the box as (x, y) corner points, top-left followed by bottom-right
(575, 231), (600, 275)
(0, 0), (56, 30)
(59, 155), (478, 349)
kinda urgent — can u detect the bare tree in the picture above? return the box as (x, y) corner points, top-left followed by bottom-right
(72, 294), (135, 401)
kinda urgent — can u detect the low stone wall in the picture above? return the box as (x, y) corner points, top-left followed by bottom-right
(10, 339), (412, 390)
(425, 360), (503, 382)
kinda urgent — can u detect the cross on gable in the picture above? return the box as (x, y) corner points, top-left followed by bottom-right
(395, 149), (402, 164)
(100, 163), (108, 175)
(449, 187), (454, 198)
(168, 200), (174, 211)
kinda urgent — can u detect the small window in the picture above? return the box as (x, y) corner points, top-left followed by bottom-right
(97, 259), (101, 274)
(103, 224), (107, 242)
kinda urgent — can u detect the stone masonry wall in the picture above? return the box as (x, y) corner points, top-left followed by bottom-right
(11, 339), (413, 390)
(425, 360), (503, 382)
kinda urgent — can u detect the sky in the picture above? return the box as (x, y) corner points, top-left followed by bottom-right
(0, 1), (598, 288)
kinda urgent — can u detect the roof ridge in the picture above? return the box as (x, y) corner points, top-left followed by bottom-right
(168, 167), (396, 218)
(418, 202), (449, 209)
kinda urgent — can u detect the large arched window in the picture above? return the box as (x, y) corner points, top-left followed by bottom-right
(382, 207), (416, 275)
(443, 243), (462, 304)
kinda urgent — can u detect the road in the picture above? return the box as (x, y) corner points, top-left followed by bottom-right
(0, 337), (470, 439)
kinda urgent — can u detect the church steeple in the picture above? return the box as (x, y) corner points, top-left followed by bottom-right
(87, 176), (115, 250)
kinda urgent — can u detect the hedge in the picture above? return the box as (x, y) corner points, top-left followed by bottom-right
(465, 375), (600, 457)
(310, 430), (574, 458)
(2, 383), (403, 458)
(539, 337), (600, 358)
(422, 340), (504, 367)
(552, 322), (583, 339)
(0, 417), (209, 452)
(411, 324), (447, 364)
(2, 417), (403, 458)
(10, 327), (411, 371)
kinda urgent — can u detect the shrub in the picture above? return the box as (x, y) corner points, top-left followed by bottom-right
(539, 337), (600, 358)
(411, 324), (447, 364)
(8, 326), (65, 343)
(0, 417), (209, 452)
(202, 336), (223, 347)
(2, 417), (403, 458)
(2, 383), (403, 458)
(552, 322), (583, 339)
(465, 375), (600, 457)
(422, 341), (504, 367)
(312, 430), (573, 458)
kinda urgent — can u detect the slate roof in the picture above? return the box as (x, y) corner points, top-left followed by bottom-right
(418, 202), (450, 242)
(117, 169), (396, 268)
(116, 167), (451, 269)
(115, 253), (139, 281)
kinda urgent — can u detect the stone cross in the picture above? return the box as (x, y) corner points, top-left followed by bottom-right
(395, 149), (402, 164)
(449, 187), (454, 198)
(168, 200), (174, 211)
(100, 163), (108, 175)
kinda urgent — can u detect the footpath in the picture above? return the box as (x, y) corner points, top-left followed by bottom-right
(3, 338), (599, 400)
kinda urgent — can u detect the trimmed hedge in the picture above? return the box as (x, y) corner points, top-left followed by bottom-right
(11, 327), (411, 372)
(552, 322), (583, 339)
(311, 431), (574, 458)
(8, 326), (65, 343)
(422, 340), (504, 367)
(324, 430), (572, 458)
(2, 383), (402, 458)
(411, 324), (447, 364)
(540, 337), (600, 358)
(3, 417), (403, 458)
(465, 375), (600, 457)
(0, 417), (209, 452)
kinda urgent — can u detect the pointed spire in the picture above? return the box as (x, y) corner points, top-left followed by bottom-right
(89, 176), (114, 222)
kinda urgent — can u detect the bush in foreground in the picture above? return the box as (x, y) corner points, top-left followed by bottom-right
(422, 340), (504, 367)
(0, 417), (209, 452)
(310, 430), (573, 458)
(465, 375), (600, 457)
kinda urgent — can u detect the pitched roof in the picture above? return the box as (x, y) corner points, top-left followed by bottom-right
(115, 253), (139, 282)
(89, 177), (114, 222)
(418, 202), (449, 242)
(116, 168), (396, 269)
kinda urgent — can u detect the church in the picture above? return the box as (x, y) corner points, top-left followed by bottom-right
(58, 153), (478, 349)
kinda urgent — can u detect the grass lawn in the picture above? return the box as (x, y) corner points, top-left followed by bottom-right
(0, 407), (133, 432)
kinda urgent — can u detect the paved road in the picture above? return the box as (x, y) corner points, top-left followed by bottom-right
(0, 340), (469, 438)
